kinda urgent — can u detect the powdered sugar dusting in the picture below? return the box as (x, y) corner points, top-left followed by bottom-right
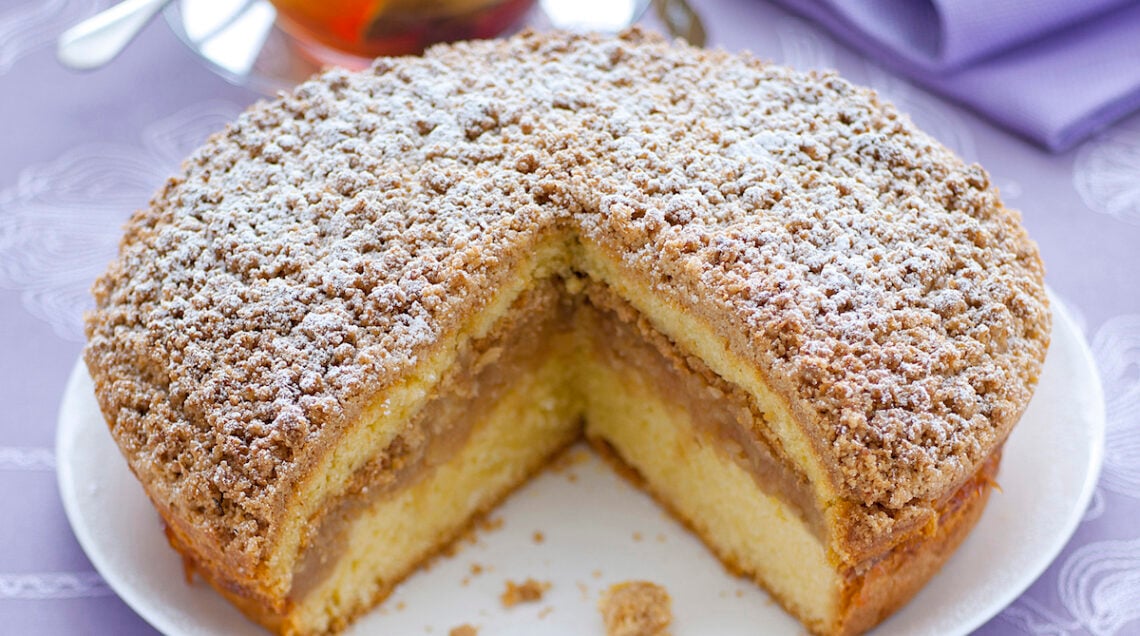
(83, 29), (1049, 565)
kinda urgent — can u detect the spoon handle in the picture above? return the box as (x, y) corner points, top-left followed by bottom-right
(57, 0), (174, 70)
(655, 0), (706, 47)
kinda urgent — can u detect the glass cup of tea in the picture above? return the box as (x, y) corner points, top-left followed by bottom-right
(267, 0), (536, 66)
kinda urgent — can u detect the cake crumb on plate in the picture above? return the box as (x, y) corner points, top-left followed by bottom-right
(477, 516), (504, 532)
(500, 578), (551, 607)
(599, 581), (672, 636)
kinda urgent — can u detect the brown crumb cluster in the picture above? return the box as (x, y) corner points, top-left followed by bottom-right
(448, 625), (477, 636)
(500, 578), (551, 607)
(599, 581), (673, 636)
(84, 27), (1049, 580)
(548, 446), (590, 473)
(477, 517), (505, 533)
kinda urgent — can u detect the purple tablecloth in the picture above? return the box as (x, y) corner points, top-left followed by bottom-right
(767, 0), (1140, 151)
(2, 0), (1138, 633)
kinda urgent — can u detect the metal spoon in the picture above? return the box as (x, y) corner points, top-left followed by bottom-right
(57, 0), (174, 70)
(654, 0), (705, 46)
(539, 0), (704, 45)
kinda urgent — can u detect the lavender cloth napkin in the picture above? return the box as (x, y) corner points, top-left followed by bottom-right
(768, 0), (1140, 151)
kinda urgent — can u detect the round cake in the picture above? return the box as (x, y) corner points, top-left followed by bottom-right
(84, 28), (1050, 636)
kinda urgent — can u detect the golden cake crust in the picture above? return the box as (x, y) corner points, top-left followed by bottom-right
(84, 28), (1049, 614)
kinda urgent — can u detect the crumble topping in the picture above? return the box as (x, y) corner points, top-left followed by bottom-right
(84, 28), (1049, 568)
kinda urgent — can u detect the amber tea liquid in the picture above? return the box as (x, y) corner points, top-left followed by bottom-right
(271, 0), (535, 64)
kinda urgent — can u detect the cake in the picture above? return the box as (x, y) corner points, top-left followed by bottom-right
(83, 29), (1050, 636)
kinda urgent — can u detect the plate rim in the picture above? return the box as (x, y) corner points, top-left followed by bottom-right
(949, 293), (1105, 635)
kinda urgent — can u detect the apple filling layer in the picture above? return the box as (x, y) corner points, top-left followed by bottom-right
(287, 279), (577, 606)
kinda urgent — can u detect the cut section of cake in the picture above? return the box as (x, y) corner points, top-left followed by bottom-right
(83, 29), (1050, 636)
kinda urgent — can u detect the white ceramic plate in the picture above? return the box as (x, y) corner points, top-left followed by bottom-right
(57, 295), (1104, 635)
